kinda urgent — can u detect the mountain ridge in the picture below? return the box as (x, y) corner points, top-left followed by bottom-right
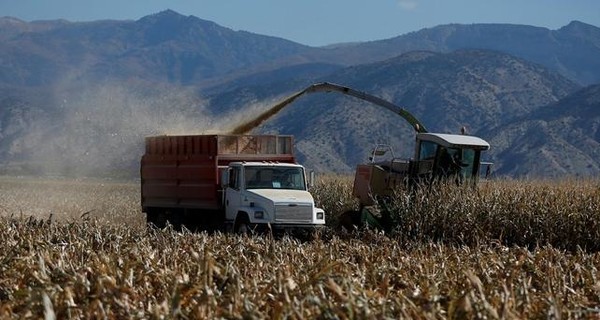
(0, 10), (598, 177)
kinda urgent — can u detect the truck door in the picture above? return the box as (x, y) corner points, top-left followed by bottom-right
(225, 166), (242, 221)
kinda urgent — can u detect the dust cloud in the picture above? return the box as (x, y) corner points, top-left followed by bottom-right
(6, 79), (288, 178)
(40, 82), (210, 177)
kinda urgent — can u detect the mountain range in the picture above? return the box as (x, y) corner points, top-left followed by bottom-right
(0, 10), (599, 178)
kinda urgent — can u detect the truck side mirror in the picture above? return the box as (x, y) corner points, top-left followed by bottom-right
(220, 168), (229, 188)
(308, 170), (315, 189)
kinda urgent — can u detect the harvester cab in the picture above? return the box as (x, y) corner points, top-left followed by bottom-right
(352, 132), (490, 207)
(415, 132), (490, 182)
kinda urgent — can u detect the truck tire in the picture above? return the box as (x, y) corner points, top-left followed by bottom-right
(147, 210), (167, 229)
(167, 210), (183, 231)
(234, 214), (251, 235)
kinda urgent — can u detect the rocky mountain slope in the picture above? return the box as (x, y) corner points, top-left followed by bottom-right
(482, 84), (600, 177)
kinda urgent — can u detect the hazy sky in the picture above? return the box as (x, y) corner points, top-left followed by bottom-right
(2, 0), (599, 46)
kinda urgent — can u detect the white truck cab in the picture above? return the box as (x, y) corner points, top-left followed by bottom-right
(222, 162), (325, 233)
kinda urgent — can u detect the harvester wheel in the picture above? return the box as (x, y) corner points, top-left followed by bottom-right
(339, 210), (362, 231)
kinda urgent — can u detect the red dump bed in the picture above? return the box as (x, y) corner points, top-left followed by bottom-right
(141, 135), (295, 210)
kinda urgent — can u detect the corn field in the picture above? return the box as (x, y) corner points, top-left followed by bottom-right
(1, 176), (600, 318)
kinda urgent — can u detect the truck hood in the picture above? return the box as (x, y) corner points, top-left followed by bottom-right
(247, 189), (314, 204)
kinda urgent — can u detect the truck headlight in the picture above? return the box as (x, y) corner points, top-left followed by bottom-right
(254, 211), (264, 219)
(317, 212), (324, 220)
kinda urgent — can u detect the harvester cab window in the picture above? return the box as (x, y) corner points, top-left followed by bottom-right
(436, 147), (462, 178)
(418, 141), (437, 161)
(459, 149), (476, 180)
(435, 147), (477, 182)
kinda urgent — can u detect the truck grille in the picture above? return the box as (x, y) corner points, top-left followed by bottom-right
(274, 204), (312, 223)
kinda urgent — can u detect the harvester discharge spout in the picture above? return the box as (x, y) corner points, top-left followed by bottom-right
(230, 82), (427, 135)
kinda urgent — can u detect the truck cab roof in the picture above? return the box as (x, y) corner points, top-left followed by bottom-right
(229, 161), (303, 168)
(417, 133), (490, 150)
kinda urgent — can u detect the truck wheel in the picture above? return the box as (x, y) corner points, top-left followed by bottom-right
(147, 210), (167, 229)
(234, 215), (251, 235)
(237, 222), (249, 234)
(167, 210), (183, 231)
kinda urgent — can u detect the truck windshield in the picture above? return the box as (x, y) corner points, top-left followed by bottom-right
(245, 166), (306, 190)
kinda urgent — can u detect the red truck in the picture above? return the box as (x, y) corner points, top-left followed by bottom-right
(140, 134), (325, 233)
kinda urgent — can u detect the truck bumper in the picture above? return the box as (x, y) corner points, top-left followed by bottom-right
(251, 223), (326, 236)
